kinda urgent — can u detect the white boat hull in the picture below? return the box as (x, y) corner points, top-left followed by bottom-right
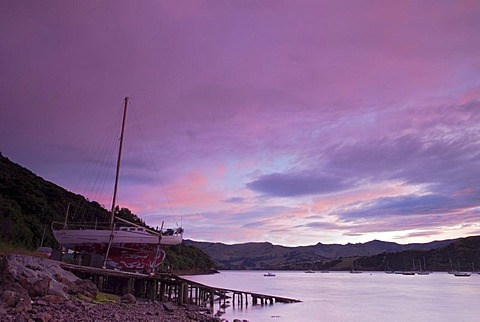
(52, 228), (182, 246)
(52, 226), (183, 271)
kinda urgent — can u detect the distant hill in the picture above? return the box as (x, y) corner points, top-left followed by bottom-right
(184, 237), (474, 270)
(353, 235), (480, 272)
(0, 153), (214, 272)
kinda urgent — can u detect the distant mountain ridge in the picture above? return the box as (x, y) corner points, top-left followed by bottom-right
(184, 238), (460, 270)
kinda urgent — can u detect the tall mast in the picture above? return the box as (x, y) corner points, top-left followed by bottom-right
(110, 97), (129, 227)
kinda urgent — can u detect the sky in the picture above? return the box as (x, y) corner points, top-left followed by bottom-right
(1, 0), (480, 246)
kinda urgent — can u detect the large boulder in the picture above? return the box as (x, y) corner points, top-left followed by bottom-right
(1, 281), (31, 308)
(14, 297), (32, 313)
(74, 279), (98, 299)
(19, 276), (51, 298)
(163, 301), (176, 312)
(1, 290), (21, 307)
(121, 293), (136, 304)
(32, 312), (52, 322)
(4, 254), (100, 300)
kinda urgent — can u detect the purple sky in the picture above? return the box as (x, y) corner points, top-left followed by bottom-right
(1, 1), (480, 246)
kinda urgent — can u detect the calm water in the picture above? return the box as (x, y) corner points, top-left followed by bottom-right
(181, 270), (480, 322)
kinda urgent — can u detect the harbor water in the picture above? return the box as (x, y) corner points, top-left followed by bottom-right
(182, 270), (479, 322)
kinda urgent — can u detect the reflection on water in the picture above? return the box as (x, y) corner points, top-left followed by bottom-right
(181, 271), (480, 322)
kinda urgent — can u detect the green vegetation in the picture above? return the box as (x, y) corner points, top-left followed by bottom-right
(0, 243), (38, 256)
(160, 243), (216, 272)
(95, 292), (120, 303)
(252, 237), (480, 271)
(0, 154), (214, 272)
(0, 154), (110, 249)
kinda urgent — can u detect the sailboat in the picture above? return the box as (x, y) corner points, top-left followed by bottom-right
(453, 259), (471, 277)
(448, 258), (455, 274)
(349, 261), (363, 274)
(417, 257), (430, 275)
(52, 97), (183, 272)
(384, 258), (394, 274)
(401, 259), (416, 275)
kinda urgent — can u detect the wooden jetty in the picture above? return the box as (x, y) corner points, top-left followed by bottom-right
(59, 262), (301, 309)
(175, 276), (301, 307)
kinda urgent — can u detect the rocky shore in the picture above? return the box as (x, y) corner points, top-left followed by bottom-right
(0, 254), (241, 322)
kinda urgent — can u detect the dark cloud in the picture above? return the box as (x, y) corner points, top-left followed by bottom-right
(325, 101), (480, 188)
(303, 222), (344, 230)
(401, 230), (442, 239)
(339, 211), (479, 236)
(223, 197), (246, 204)
(338, 194), (458, 219)
(246, 172), (348, 197)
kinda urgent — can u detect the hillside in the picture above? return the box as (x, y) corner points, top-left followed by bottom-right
(0, 153), (109, 249)
(351, 235), (480, 272)
(0, 154), (214, 271)
(184, 237), (474, 270)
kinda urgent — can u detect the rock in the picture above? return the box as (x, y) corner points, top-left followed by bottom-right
(33, 312), (52, 322)
(121, 293), (136, 304)
(64, 281), (80, 295)
(31, 277), (52, 297)
(45, 288), (68, 299)
(77, 293), (94, 303)
(1, 289), (21, 307)
(63, 301), (78, 312)
(14, 315), (26, 322)
(42, 294), (66, 305)
(163, 302), (176, 312)
(34, 299), (49, 306)
(14, 297), (32, 313)
(3, 282), (30, 299)
(73, 279), (98, 298)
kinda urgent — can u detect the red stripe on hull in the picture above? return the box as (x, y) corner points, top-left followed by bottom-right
(73, 243), (166, 272)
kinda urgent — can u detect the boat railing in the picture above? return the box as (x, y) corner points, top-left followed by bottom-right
(51, 221), (111, 230)
(52, 220), (183, 237)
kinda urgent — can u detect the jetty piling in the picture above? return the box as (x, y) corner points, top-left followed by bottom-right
(58, 262), (300, 311)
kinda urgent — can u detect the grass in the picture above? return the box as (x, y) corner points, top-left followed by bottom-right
(0, 242), (37, 256)
(96, 292), (120, 303)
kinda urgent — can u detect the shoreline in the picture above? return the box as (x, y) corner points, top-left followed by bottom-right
(0, 254), (225, 321)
